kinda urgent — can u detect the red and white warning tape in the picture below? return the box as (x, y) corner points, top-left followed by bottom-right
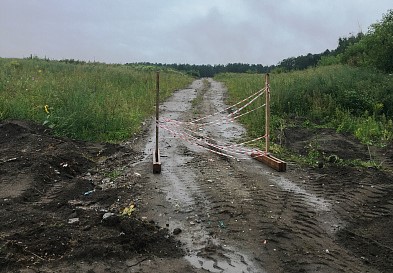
(157, 86), (269, 160)
(161, 102), (265, 128)
(159, 121), (266, 160)
(159, 123), (252, 160)
(185, 88), (266, 124)
(227, 90), (265, 119)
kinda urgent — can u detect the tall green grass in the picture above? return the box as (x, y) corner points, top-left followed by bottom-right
(0, 58), (193, 142)
(215, 65), (393, 146)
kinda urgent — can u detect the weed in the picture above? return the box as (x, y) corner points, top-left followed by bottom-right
(105, 169), (123, 181)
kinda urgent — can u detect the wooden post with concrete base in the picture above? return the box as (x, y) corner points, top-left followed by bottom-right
(153, 71), (162, 174)
(251, 74), (287, 172)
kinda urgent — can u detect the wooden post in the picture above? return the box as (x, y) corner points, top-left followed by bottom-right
(155, 71), (159, 157)
(265, 73), (270, 154)
(153, 71), (161, 174)
(251, 73), (287, 172)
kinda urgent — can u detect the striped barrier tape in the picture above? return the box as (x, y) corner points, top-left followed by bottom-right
(158, 122), (247, 160)
(160, 102), (265, 128)
(180, 88), (266, 125)
(159, 121), (266, 160)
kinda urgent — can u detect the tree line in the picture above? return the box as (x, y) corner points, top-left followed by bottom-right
(125, 62), (274, 78)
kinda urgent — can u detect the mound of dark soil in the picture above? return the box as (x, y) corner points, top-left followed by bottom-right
(0, 120), (182, 272)
(283, 126), (370, 161)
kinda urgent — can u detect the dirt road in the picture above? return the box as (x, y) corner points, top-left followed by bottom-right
(1, 78), (393, 272)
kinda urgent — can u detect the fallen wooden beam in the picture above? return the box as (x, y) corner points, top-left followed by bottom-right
(251, 152), (287, 172)
(153, 149), (161, 174)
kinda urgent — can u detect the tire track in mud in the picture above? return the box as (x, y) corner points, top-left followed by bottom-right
(192, 155), (383, 273)
(306, 167), (393, 272)
(294, 164), (393, 270)
(309, 168), (393, 223)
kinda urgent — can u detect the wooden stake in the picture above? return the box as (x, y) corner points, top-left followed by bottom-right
(155, 71), (159, 157)
(153, 71), (161, 174)
(265, 73), (270, 154)
(251, 73), (287, 172)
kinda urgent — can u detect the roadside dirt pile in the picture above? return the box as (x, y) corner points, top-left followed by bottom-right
(0, 120), (182, 272)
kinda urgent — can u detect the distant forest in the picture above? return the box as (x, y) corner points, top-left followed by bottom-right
(126, 33), (358, 77)
(125, 9), (393, 77)
(125, 34), (361, 77)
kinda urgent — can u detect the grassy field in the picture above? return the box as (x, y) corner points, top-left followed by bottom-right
(0, 58), (193, 142)
(2, 58), (392, 147)
(215, 65), (393, 146)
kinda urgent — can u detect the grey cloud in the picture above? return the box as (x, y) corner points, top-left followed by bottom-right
(1, 0), (392, 64)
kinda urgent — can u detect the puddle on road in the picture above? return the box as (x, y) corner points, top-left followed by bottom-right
(274, 175), (330, 211)
(186, 251), (253, 273)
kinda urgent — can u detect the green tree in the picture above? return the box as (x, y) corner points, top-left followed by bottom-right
(342, 9), (393, 73)
(363, 9), (393, 72)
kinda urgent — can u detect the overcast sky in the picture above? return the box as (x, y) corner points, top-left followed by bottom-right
(0, 0), (391, 65)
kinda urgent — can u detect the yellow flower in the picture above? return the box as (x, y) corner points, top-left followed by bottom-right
(44, 105), (50, 114)
(121, 204), (135, 216)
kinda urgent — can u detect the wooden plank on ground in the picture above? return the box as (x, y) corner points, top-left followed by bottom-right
(251, 152), (286, 172)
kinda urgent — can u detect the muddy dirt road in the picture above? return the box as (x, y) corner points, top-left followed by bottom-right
(1, 78), (393, 272)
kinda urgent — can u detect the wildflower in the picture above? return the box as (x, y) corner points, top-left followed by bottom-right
(44, 105), (50, 114)
(121, 204), (135, 216)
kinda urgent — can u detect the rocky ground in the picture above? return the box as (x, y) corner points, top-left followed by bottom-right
(1, 79), (393, 273)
